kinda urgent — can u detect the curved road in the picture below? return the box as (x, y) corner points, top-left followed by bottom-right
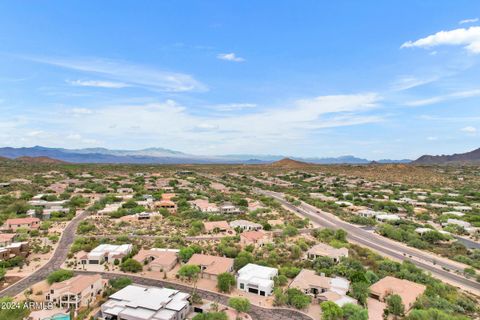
(75, 270), (313, 320)
(0, 210), (90, 298)
(0, 209), (313, 320)
(257, 189), (480, 295)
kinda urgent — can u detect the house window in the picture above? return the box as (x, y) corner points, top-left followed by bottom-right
(240, 283), (244, 289)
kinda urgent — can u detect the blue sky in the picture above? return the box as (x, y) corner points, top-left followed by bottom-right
(1, 1), (480, 159)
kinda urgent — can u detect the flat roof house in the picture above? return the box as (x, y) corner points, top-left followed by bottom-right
(3, 217), (40, 232)
(84, 244), (133, 265)
(307, 243), (348, 263)
(133, 248), (179, 272)
(369, 276), (426, 312)
(219, 203), (243, 214)
(237, 263), (278, 296)
(230, 220), (263, 231)
(46, 274), (105, 310)
(186, 254), (234, 280)
(100, 284), (191, 320)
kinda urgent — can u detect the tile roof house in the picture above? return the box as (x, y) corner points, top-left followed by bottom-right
(101, 284), (191, 320)
(203, 221), (233, 234)
(307, 243), (348, 263)
(186, 254), (234, 280)
(191, 199), (219, 213)
(0, 233), (16, 247)
(3, 217), (40, 231)
(133, 248), (179, 272)
(369, 276), (426, 312)
(289, 269), (356, 306)
(239, 230), (271, 248)
(46, 274), (105, 310)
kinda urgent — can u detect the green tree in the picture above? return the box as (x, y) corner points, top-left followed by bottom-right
(386, 294), (405, 318)
(120, 258), (143, 273)
(320, 301), (343, 320)
(192, 312), (228, 320)
(0, 268), (6, 281)
(109, 277), (133, 290)
(233, 251), (253, 270)
(217, 272), (236, 293)
(228, 297), (251, 320)
(179, 247), (195, 263)
(178, 265), (201, 282)
(47, 269), (74, 284)
(350, 282), (370, 306)
(341, 303), (368, 320)
(285, 288), (311, 309)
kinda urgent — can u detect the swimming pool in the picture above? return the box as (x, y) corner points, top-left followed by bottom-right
(45, 314), (70, 320)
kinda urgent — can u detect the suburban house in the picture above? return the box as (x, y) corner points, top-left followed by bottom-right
(307, 243), (348, 263)
(186, 254), (234, 280)
(369, 276), (426, 312)
(219, 203), (243, 214)
(133, 248), (179, 272)
(100, 284), (191, 320)
(3, 217), (40, 231)
(190, 199), (219, 213)
(120, 211), (161, 221)
(0, 233), (16, 247)
(230, 220), (263, 231)
(375, 214), (400, 222)
(289, 269), (356, 306)
(0, 241), (29, 261)
(203, 221), (233, 234)
(98, 203), (123, 215)
(82, 244), (133, 265)
(156, 200), (177, 213)
(237, 263), (278, 296)
(46, 274), (105, 310)
(239, 230), (271, 248)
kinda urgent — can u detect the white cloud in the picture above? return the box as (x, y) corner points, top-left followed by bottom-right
(70, 108), (94, 115)
(461, 126), (477, 134)
(427, 136), (438, 141)
(217, 53), (245, 62)
(67, 79), (130, 88)
(401, 26), (480, 54)
(24, 93), (382, 154)
(210, 103), (257, 111)
(459, 18), (479, 25)
(391, 75), (439, 91)
(27, 56), (207, 92)
(405, 88), (480, 106)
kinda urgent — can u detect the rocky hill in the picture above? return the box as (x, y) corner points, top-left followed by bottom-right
(16, 156), (68, 164)
(269, 157), (312, 168)
(413, 148), (480, 164)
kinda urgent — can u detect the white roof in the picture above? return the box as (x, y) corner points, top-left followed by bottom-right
(376, 214), (400, 221)
(237, 263), (278, 282)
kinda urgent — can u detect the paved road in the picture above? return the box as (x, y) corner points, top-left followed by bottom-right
(455, 236), (480, 250)
(256, 189), (480, 295)
(0, 210), (90, 298)
(75, 270), (313, 320)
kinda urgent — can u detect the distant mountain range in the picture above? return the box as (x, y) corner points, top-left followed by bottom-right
(413, 147), (480, 164)
(0, 146), (411, 165)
